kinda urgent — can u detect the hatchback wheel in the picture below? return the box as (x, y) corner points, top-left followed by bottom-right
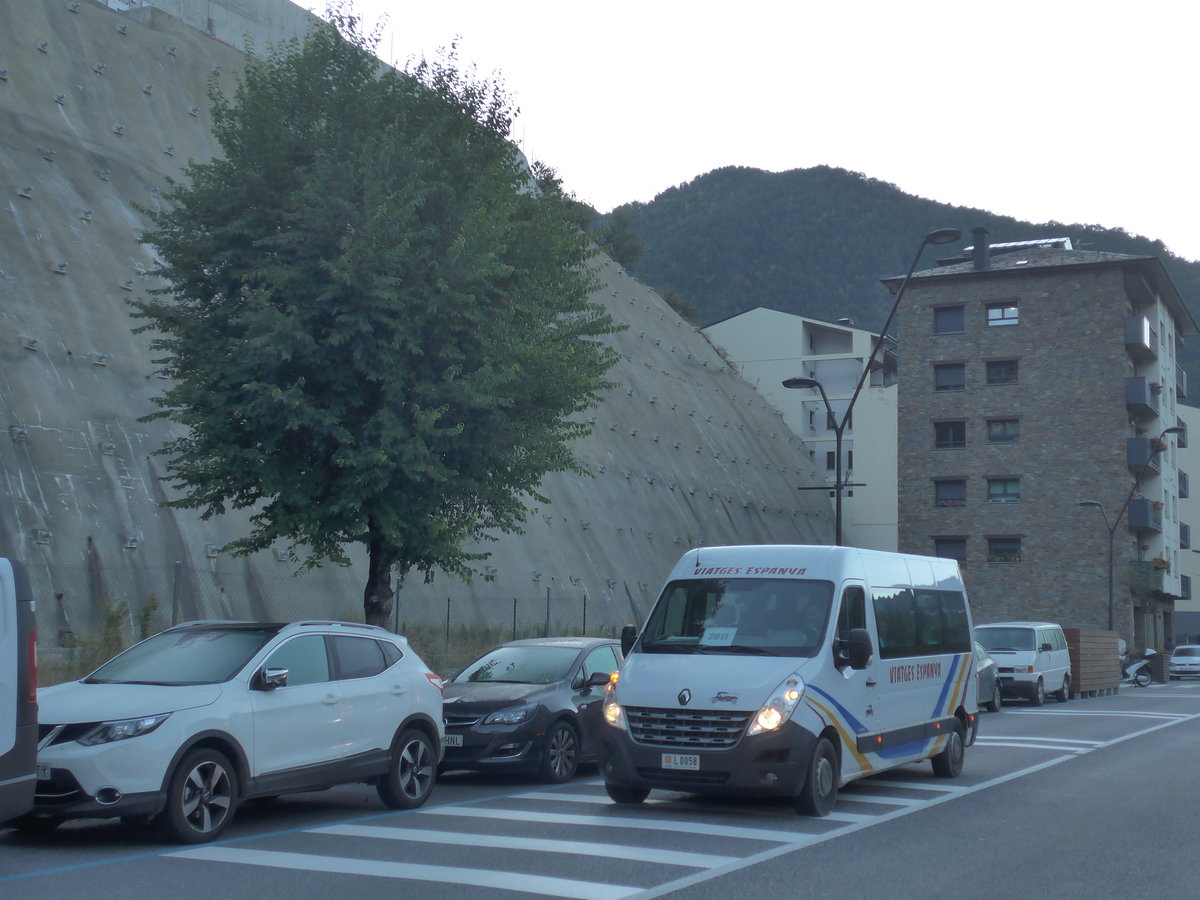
(984, 681), (1002, 713)
(378, 728), (436, 809)
(539, 721), (580, 783)
(159, 748), (237, 844)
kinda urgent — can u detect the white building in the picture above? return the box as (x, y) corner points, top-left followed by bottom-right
(703, 309), (898, 550)
(1176, 404), (1200, 643)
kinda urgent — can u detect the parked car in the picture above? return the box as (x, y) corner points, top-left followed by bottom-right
(442, 637), (622, 783)
(974, 641), (1002, 712)
(1169, 645), (1200, 679)
(17, 620), (444, 843)
(974, 621), (1072, 706)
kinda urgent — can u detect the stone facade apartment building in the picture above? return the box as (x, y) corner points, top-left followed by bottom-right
(894, 232), (1197, 649)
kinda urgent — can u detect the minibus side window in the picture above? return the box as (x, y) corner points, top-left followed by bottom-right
(834, 586), (866, 667)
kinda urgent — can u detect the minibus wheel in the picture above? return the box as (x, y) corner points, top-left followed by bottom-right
(795, 737), (838, 816)
(605, 783), (649, 804)
(931, 721), (965, 778)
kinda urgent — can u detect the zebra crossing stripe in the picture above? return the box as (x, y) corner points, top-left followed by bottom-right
(168, 847), (640, 900)
(418, 805), (816, 844)
(309, 823), (739, 868)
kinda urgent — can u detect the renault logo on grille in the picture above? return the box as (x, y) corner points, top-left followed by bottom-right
(677, 689), (691, 706)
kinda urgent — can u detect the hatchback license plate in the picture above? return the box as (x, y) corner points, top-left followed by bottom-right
(661, 753), (699, 771)
(444, 733), (463, 747)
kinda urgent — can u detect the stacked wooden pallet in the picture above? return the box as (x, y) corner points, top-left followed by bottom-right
(1064, 628), (1121, 696)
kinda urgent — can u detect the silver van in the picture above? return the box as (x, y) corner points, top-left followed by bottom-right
(1, 557), (38, 825)
(974, 621), (1071, 705)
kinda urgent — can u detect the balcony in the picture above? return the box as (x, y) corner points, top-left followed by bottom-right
(1178, 364), (1189, 400)
(1127, 498), (1163, 533)
(1181, 471), (1190, 499)
(1127, 437), (1164, 473)
(1129, 560), (1165, 591)
(1124, 376), (1160, 419)
(1125, 316), (1158, 361)
(1177, 419), (1189, 449)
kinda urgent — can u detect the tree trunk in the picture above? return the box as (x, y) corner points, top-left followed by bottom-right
(363, 536), (395, 629)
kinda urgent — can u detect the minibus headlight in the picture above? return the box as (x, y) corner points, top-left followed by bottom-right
(747, 674), (805, 736)
(603, 692), (627, 731)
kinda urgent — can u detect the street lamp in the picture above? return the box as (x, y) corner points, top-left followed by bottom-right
(1080, 425), (1184, 631)
(782, 376), (850, 544)
(783, 227), (962, 546)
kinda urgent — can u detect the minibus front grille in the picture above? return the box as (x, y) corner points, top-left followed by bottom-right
(624, 706), (750, 749)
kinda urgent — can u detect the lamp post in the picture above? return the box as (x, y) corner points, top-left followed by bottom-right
(782, 376), (846, 544)
(1080, 425), (1184, 631)
(783, 227), (962, 546)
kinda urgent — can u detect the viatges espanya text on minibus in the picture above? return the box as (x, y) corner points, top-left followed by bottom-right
(598, 544), (978, 815)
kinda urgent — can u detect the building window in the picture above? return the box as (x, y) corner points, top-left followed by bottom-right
(1182, 523), (1191, 550)
(825, 451), (836, 471)
(987, 536), (1022, 562)
(933, 537), (967, 561)
(934, 479), (967, 508)
(986, 359), (1019, 384)
(934, 363), (966, 392)
(987, 418), (1020, 443)
(986, 301), (1019, 326)
(934, 306), (965, 334)
(1183, 575), (1192, 601)
(934, 420), (966, 450)
(987, 478), (1021, 502)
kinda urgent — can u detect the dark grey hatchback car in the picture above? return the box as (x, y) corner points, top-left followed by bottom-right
(441, 637), (622, 783)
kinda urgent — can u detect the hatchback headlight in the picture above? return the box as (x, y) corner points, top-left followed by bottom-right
(484, 705), (534, 726)
(78, 713), (172, 746)
(746, 673), (805, 736)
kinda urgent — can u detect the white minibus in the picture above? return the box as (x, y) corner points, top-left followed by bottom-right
(600, 545), (977, 815)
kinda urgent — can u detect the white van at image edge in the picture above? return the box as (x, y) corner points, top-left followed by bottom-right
(1, 557), (38, 825)
(598, 544), (978, 816)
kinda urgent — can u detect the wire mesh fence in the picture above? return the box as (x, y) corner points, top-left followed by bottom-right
(34, 563), (645, 682)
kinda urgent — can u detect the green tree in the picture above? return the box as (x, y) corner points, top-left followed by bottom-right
(134, 15), (619, 626)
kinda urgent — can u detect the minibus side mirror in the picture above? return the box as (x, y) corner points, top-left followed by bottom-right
(847, 628), (873, 670)
(620, 624), (638, 657)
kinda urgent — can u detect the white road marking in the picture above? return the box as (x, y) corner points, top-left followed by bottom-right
(168, 847), (640, 900)
(309, 823), (739, 868)
(418, 805), (816, 844)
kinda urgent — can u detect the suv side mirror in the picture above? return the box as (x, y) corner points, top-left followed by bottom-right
(620, 624), (637, 657)
(846, 628), (874, 670)
(257, 666), (289, 690)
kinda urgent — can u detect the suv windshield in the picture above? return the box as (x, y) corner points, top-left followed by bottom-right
(85, 624), (282, 685)
(975, 627), (1036, 652)
(639, 578), (833, 657)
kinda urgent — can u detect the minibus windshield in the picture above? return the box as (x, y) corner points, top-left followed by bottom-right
(639, 578), (833, 658)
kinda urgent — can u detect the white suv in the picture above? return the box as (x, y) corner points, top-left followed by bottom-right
(21, 620), (443, 842)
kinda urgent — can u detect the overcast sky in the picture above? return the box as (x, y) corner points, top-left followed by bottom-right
(343, 1), (1200, 261)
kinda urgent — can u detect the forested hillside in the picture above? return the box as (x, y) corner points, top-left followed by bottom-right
(610, 165), (1200, 386)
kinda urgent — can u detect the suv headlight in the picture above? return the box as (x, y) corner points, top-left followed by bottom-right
(78, 713), (172, 746)
(746, 673), (805, 736)
(484, 705), (534, 726)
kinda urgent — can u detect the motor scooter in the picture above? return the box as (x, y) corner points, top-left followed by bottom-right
(1120, 644), (1155, 687)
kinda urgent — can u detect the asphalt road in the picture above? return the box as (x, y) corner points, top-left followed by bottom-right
(3, 682), (1198, 899)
